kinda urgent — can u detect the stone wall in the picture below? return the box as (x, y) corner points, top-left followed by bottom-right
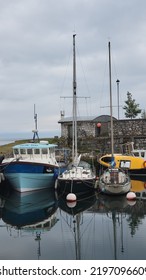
(61, 121), (96, 138)
(113, 119), (146, 137)
(60, 118), (146, 152)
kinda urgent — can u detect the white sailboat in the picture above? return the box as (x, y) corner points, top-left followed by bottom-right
(56, 34), (96, 194)
(98, 42), (131, 195)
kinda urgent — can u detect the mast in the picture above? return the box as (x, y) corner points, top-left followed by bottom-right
(112, 211), (117, 260)
(32, 104), (39, 142)
(72, 34), (77, 161)
(74, 214), (81, 260)
(108, 41), (114, 156)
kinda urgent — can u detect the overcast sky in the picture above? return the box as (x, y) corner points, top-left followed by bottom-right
(0, 0), (146, 139)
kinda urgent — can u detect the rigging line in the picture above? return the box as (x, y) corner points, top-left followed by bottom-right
(79, 212), (95, 240)
(85, 97), (89, 116)
(59, 208), (75, 234)
(76, 47), (91, 97)
(99, 52), (109, 115)
(77, 193), (96, 203)
(111, 49), (119, 82)
(76, 46), (92, 116)
(61, 213), (74, 255)
(60, 46), (72, 97)
(59, 209), (71, 258)
(59, 46), (72, 112)
(101, 212), (110, 259)
(82, 212), (96, 259)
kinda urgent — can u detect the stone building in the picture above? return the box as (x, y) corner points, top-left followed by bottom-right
(58, 114), (116, 138)
(58, 114), (146, 152)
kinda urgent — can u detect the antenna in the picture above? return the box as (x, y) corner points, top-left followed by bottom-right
(32, 104), (39, 142)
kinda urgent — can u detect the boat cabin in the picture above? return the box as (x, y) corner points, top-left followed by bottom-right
(12, 141), (57, 162)
(131, 149), (146, 159)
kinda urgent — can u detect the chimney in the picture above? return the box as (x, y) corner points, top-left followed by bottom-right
(60, 110), (65, 119)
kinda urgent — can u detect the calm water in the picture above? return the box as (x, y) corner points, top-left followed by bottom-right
(0, 178), (146, 260)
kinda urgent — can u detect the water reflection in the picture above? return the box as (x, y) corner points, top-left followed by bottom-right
(57, 189), (97, 260)
(0, 179), (146, 259)
(131, 178), (146, 199)
(0, 184), (58, 259)
(2, 188), (58, 228)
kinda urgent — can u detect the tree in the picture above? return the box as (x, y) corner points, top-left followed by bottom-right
(123, 92), (141, 119)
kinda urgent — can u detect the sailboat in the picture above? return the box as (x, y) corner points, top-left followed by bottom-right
(56, 34), (96, 194)
(98, 42), (131, 195)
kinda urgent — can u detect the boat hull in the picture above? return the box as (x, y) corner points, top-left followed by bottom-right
(98, 168), (131, 195)
(128, 168), (146, 176)
(98, 154), (146, 177)
(98, 181), (131, 195)
(0, 160), (58, 192)
(1, 161), (57, 174)
(5, 173), (55, 192)
(56, 178), (96, 195)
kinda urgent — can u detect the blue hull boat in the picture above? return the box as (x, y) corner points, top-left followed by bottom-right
(0, 141), (59, 192)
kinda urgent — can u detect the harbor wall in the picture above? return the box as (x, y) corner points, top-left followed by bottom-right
(59, 118), (146, 154)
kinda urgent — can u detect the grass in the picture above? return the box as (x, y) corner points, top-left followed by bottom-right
(0, 139), (30, 156)
(0, 138), (59, 156)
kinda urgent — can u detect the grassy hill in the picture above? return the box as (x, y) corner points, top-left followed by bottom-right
(0, 138), (59, 156)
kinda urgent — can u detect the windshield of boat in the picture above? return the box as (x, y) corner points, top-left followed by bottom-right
(132, 151), (145, 157)
(101, 156), (112, 163)
(42, 148), (48, 154)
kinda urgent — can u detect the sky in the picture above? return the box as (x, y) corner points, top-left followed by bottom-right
(0, 0), (146, 139)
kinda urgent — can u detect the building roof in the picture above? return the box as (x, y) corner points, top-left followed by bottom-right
(58, 114), (117, 123)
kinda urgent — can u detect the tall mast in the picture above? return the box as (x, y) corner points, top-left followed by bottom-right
(108, 41), (114, 156)
(72, 34), (77, 160)
(32, 104), (39, 141)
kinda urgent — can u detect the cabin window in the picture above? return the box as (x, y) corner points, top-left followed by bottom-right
(34, 149), (40, 154)
(27, 149), (33, 155)
(142, 192), (146, 198)
(20, 149), (26, 154)
(133, 152), (139, 157)
(141, 152), (145, 158)
(42, 148), (48, 154)
(14, 149), (19, 155)
(119, 160), (131, 168)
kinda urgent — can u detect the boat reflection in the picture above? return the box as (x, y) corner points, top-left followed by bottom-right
(0, 182), (59, 259)
(98, 193), (129, 259)
(1, 178), (146, 259)
(57, 178), (146, 260)
(57, 190), (97, 259)
(131, 178), (146, 200)
(4, 189), (58, 229)
(96, 179), (146, 259)
(0, 185), (58, 229)
(58, 189), (97, 216)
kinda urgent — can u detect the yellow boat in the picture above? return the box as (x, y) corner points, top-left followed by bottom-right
(131, 179), (146, 192)
(131, 179), (146, 200)
(99, 154), (146, 177)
